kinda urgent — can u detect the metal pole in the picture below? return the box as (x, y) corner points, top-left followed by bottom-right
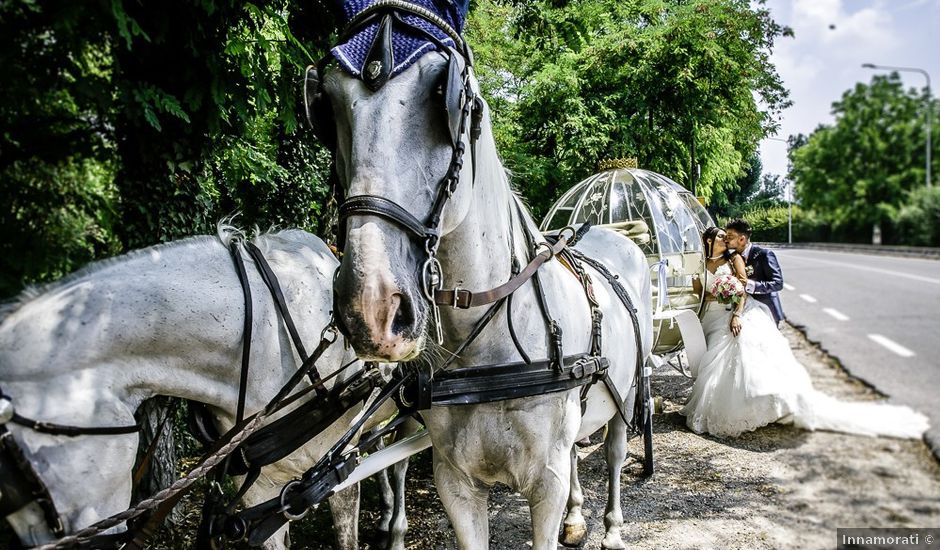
(764, 137), (792, 242)
(788, 180), (793, 244)
(927, 81), (932, 187)
(862, 64), (933, 187)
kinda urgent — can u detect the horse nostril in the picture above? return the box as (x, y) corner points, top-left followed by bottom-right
(391, 292), (415, 335)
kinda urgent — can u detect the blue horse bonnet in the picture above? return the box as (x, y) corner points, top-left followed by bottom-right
(332, 0), (469, 79)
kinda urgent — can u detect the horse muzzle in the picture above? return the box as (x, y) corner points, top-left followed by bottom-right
(333, 222), (427, 361)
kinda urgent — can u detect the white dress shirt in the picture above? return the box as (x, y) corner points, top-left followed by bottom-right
(742, 243), (756, 293)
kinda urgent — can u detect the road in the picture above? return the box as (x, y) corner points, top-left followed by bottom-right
(774, 248), (940, 457)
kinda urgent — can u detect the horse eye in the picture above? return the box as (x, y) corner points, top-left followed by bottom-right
(434, 83), (445, 98)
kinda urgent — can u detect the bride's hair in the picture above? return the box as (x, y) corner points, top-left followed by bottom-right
(702, 226), (735, 260)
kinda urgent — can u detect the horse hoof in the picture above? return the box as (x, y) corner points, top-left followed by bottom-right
(373, 529), (390, 550)
(601, 532), (626, 550)
(560, 523), (587, 547)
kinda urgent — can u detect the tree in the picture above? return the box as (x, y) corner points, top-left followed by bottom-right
(789, 73), (931, 241)
(466, 0), (792, 218)
(0, 0), (339, 297)
(0, 2), (122, 296)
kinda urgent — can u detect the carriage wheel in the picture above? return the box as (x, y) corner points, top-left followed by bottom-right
(641, 361), (655, 477)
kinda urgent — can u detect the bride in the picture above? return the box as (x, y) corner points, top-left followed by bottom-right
(681, 226), (929, 439)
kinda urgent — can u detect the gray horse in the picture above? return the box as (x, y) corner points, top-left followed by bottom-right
(0, 226), (407, 549)
(323, 3), (653, 548)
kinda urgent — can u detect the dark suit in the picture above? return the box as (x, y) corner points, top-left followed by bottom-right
(744, 244), (785, 326)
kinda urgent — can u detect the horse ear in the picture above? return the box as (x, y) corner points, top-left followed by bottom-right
(444, 54), (464, 145)
(304, 65), (320, 129)
(305, 65), (336, 148)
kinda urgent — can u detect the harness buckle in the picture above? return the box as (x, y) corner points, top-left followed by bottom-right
(321, 323), (339, 345)
(452, 285), (462, 308)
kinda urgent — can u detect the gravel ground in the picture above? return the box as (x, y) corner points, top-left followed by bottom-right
(314, 323), (940, 549)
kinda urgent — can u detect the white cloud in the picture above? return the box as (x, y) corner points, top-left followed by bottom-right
(758, 0), (915, 177)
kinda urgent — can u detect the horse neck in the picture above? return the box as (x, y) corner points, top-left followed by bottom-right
(435, 106), (538, 347)
(0, 238), (253, 418)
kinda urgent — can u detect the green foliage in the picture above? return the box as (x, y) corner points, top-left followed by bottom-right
(1, 0), (796, 299)
(895, 187), (940, 246)
(0, 0), (338, 297)
(719, 205), (827, 243)
(467, 0), (791, 218)
(789, 73), (937, 242)
(0, 157), (122, 297)
(712, 154), (786, 217)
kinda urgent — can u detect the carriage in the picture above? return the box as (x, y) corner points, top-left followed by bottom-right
(540, 161), (713, 376)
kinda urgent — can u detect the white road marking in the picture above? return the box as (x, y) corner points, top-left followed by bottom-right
(867, 334), (916, 358)
(822, 308), (849, 321)
(799, 294), (817, 303)
(783, 283), (796, 291)
(778, 252), (940, 285)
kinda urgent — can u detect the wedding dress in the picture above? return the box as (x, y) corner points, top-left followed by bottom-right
(681, 263), (929, 439)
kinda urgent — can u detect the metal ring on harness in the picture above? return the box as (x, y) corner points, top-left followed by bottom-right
(279, 480), (311, 521)
(0, 396), (13, 424)
(398, 385), (415, 409)
(535, 241), (556, 260)
(421, 256), (444, 301)
(558, 225), (577, 244)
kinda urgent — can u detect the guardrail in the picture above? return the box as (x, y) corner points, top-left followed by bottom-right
(758, 242), (940, 259)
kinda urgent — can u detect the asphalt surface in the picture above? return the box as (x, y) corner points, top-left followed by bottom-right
(773, 248), (940, 458)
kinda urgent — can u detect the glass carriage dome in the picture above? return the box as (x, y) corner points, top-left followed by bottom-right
(540, 165), (713, 257)
(540, 163), (716, 357)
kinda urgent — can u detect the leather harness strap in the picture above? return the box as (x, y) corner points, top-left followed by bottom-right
(434, 231), (571, 309)
(339, 195), (439, 243)
(429, 354), (609, 406)
(243, 241), (327, 396)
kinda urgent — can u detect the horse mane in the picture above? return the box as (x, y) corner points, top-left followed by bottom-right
(0, 221), (292, 324)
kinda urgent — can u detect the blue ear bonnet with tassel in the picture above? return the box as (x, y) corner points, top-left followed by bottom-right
(332, 0), (469, 79)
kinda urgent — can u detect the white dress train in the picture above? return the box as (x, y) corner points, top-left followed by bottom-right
(681, 263), (929, 439)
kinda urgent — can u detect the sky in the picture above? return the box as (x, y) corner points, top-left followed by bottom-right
(758, 0), (940, 181)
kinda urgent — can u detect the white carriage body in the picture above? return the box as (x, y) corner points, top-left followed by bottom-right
(540, 167), (713, 364)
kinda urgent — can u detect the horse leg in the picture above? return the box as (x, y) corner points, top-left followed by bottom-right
(372, 437), (395, 536)
(434, 459), (489, 550)
(560, 445), (587, 546)
(260, 525), (290, 550)
(601, 414), (629, 549)
(386, 417), (420, 550)
(329, 482), (361, 550)
(522, 459), (572, 550)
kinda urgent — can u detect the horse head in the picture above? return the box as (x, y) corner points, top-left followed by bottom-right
(319, 0), (476, 361)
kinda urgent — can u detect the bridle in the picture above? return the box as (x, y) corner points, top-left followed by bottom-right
(305, 0), (484, 343)
(310, 1), (649, 431)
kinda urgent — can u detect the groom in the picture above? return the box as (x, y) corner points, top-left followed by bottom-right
(724, 219), (786, 327)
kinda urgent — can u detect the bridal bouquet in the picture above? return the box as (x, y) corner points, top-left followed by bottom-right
(709, 273), (745, 306)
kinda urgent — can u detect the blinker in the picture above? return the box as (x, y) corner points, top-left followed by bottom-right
(444, 54), (464, 145)
(363, 14), (394, 91)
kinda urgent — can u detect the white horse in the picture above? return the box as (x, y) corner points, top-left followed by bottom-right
(0, 226), (408, 549)
(324, 4), (653, 549)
